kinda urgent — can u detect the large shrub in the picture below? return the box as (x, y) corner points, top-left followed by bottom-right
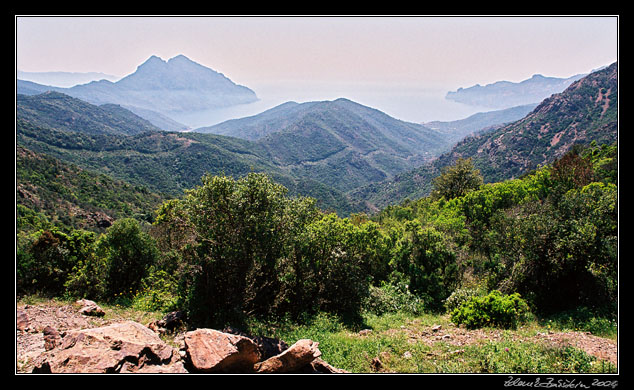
(97, 218), (158, 298)
(17, 228), (98, 296)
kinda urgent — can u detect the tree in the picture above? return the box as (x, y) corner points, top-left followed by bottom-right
(431, 158), (483, 200)
(17, 228), (98, 296)
(154, 173), (321, 327)
(98, 218), (158, 298)
(392, 221), (459, 311)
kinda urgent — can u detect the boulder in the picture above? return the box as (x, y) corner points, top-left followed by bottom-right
(254, 339), (322, 373)
(17, 309), (29, 332)
(148, 311), (185, 334)
(76, 299), (105, 317)
(184, 329), (261, 373)
(32, 321), (175, 373)
(42, 326), (61, 351)
(222, 326), (289, 361)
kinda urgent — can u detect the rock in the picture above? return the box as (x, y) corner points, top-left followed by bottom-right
(32, 321), (174, 373)
(253, 335), (289, 361)
(308, 358), (349, 373)
(42, 326), (60, 351)
(76, 299), (105, 317)
(148, 311), (185, 334)
(221, 326), (289, 361)
(184, 329), (260, 373)
(432, 325), (442, 332)
(254, 339), (321, 373)
(17, 309), (29, 332)
(370, 357), (382, 372)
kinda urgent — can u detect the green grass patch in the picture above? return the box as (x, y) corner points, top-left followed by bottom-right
(246, 310), (616, 373)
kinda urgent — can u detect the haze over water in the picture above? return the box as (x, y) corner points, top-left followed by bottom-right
(170, 81), (495, 129)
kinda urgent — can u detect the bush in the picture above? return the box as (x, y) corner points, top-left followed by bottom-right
(450, 290), (530, 329)
(363, 281), (425, 316)
(17, 228), (98, 296)
(444, 287), (482, 313)
(155, 173), (322, 327)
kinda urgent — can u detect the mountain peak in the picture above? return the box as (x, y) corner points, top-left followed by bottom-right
(140, 55), (166, 66)
(167, 54), (192, 63)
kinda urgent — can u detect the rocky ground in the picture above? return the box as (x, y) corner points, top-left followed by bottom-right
(16, 301), (617, 374)
(16, 300), (344, 374)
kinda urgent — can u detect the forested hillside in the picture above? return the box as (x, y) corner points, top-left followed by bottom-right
(200, 98), (449, 193)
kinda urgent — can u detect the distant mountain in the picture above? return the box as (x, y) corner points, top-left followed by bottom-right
(16, 55), (257, 129)
(17, 70), (120, 88)
(198, 98), (449, 192)
(17, 91), (162, 136)
(423, 103), (538, 145)
(446, 72), (586, 109)
(353, 62), (618, 210)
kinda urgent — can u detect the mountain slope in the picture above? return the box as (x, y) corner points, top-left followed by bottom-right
(199, 98), (448, 193)
(17, 91), (162, 136)
(17, 70), (119, 88)
(17, 145), (165, 232)
(353, 62), (618, 210)
(423, 103), (538, 144)
(16, 93), (366, 216)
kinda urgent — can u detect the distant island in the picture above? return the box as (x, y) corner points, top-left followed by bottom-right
(445, 72), (586, 109)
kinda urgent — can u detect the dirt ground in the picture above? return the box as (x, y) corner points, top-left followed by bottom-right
(386, 319), (618, 367)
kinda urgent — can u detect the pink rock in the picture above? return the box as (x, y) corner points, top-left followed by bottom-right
(184, 329), (260, 373)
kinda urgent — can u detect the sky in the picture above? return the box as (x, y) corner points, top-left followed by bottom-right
(15, 16), (619, 124)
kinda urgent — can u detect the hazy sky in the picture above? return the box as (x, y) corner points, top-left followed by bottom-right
(15, 16), (618, 123)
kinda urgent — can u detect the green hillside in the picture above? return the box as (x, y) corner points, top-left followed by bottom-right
(352, 62), (618, 210)
(16, 145), (165, 235)
(17, 92), (162, 136)
(200, 98), (448, 194)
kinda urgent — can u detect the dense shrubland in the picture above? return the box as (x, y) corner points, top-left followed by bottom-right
(16, 142), (617, 331)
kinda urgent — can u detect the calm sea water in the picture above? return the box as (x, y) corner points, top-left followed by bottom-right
(168, 82), (494, 130)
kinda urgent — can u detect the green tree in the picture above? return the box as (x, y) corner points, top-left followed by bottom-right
(290, 214), (376, 319)
(17, 228), (98, 296)
(392, 221), (459, 311)
(98, 218), (158, 298)
(155, 173), (321, 327)
(431, 158), (483, 201)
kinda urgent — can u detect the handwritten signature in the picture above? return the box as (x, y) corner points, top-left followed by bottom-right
(504, 376), (618, 389)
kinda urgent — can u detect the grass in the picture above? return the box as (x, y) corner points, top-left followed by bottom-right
(245, 311), (617, 374)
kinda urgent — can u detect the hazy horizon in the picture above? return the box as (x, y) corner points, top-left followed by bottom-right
(15, 16), (618, 125)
